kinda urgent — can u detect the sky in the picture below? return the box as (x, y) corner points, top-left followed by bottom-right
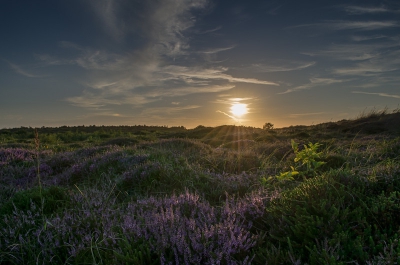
(1, 0), (400, 129)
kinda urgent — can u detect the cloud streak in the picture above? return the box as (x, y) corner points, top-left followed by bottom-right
(290, 21), (400, 31)
(145, 0), (208, 57)
(250, 61), (316, 72)
(199, 46), (236, 54)
(5, 61), (43, 78)
(88, 0), (125, 41)
(352, 91), (400, 99)
(288, 112), (325, 118)
(141, 105), (201, 115)
(345, 6), (400, 15)
(162, 65), (279, 85)
(329, 21), (400, 30)
(216, 110), (238, 122)
(302, 42), (398, 61)
(279, 78), (348, 94)
(332, 49), (400, 76)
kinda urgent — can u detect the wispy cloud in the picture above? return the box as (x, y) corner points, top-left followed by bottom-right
(352, 91), (400, 99)
(199, 46), (236, 54)
(197, 26), (222, 34)
(214, 97), (254, 105)
(344, 74), (400, 91)
(34, 54), (65, 66)
(302, 43), (397, 61)
(87, 0), (208, 56)
(38, 41), (129, 71)
(5, 61), (43, 78)
(167, 85), (235, 96)
(345, 6), (399, 15)
(333, 64), (388, 76)
(351, 35), (387, 42)
(141, 105), (201, 115)
(66, 90), (156, 109)
(66, 80), (235, 109)
(332, 48), (400, 76)
(290, 21), (399, 31)
(304, 35), (400, 82)
(250, 61), (316, 72)
(39, 1), (277, 113)
(288, 112), (325, 118)
(162, 65), (278, 85)
(36, 52), (126, 71)
(279, 78), (348, 94)
(216, 110), (238, 121)
(145, 0), (208, 57)
(88, 0), (125, 41)
(329, 21), (399, 30)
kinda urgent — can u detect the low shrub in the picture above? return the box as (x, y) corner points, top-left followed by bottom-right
(0, 186), (70, 216)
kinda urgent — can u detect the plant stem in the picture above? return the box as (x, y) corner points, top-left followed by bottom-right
(34, 128), (42, 195)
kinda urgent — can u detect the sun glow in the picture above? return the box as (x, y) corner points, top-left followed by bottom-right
(230, 103), (248, 117)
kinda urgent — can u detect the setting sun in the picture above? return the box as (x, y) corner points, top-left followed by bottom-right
(230, 103), (248, 117)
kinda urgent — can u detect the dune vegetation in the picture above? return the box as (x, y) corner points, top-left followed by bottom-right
(1, 110), (400, 264)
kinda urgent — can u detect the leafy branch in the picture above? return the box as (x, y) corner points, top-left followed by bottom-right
(263, 140), (326, 183)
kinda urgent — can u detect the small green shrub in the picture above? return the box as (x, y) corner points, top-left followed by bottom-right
(292, 140), (326, 175)
(0, 186), (70, 216)
(261, 171), (370, 263)
(263, 140), (327, 182)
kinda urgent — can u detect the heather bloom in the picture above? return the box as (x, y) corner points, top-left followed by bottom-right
(1, 144), (271, 264)
(0, 202), (58, 263)
(0, 188), (122, 262)
(47, 187), (123, 258)
(27, 163), (53, 178)
(122, 190), (259, 264)
(0, 148), (35, 164)
(40, 146), (149, 185)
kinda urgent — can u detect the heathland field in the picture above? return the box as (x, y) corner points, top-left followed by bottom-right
(1, 111), (400, 264)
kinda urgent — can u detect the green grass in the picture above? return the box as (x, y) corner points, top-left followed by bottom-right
(0, 111), (400, 264)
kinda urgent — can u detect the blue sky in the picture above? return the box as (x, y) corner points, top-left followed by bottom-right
(1, 0), (399, 129)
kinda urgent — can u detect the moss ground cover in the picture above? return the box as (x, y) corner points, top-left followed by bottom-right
(1, 111), (400, 264)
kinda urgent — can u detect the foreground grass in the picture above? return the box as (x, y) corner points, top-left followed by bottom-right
(1, 112), (400, 264)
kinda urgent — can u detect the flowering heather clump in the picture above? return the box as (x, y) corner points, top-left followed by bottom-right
(0, 188), (121, 264)
(48, 188), (121, 259)
(0, 164), (31, 188)
(45, 151), (77, 174)
(122, 190), (259, 265)
(0, 148), (36, 165)
(86, 149), (147, 173)
(0, 202), (58, 264)
(0, 148), (55, 188)
(27, 163), (53, 178)
(1, 187), (268, 264)
(44, 148), (149, 185)
(0, 149), (36, 189)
